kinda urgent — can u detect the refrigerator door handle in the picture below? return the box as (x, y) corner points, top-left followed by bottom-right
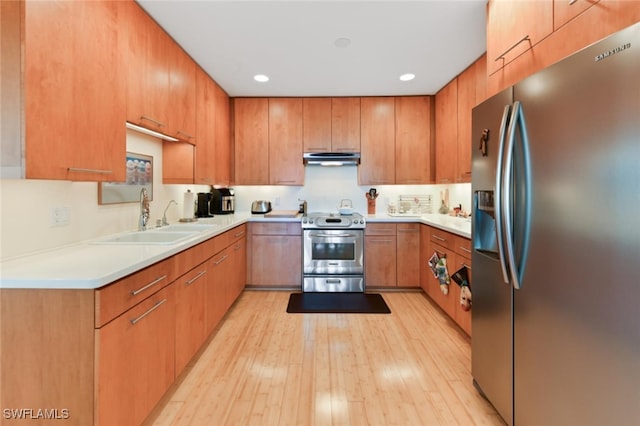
(503, 101), (533, 290)
(495, 104), (512, 284)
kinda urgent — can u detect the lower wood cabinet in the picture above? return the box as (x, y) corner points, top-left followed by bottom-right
(175, 261), (208, 374)
(365, 222), (421, 288)
(246, 222), (301, 287)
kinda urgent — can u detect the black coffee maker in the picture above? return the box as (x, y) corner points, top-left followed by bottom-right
(211, 188), (235, 215)
(196, 192), (213, 218)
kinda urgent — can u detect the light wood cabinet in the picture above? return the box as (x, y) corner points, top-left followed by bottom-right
(456, 64), (476, 183)
(396, 223), (421, 288)
(175, 262), (208, 373)
(214, 82), (232, 186)
(24, 0), (126, 181)
(233, 98), (270, 185)
(435, 79), (458, 183)
(162, 142), (195, 184)
(331, 97), (361, 152)
(359, 97), (396, 185)
(303, 97), (332, 152)
(486, 0), (553, 76)
(269, 98), (304, 185)
(395, 96), (434, 184)
(125, 1), (170, 136)
(452, 235), (472, 335)
(207, 247), (231, 333)
(247, 223), (302, 287)
(168, 43), (197, 143)
(365, 223), (398, 287)
(486, 0), (640, 97)
(195, 66), (216, 184)
(96, 284), (176, 426)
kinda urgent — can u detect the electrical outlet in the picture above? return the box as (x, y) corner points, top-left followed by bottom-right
(50, 206), (70, 227)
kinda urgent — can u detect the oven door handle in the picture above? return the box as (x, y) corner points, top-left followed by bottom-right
(308, 232), (359, 238)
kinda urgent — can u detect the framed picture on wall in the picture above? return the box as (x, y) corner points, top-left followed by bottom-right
(98, 152), (153, 205)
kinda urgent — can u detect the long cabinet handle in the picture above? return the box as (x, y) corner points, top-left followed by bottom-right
(569, 0), (578, 4)
(431, 235), (447, 242)
(185, 270), (207, 285)
(67, 167), (112, 174)
(213, 254), (228, 265)
(176, 130), (194, 140)
(234, 231), (245, 238)
(140, 115), (165, 127)
(130, 299), (166, 325)
(130, 275), (167, 296)
(495, 35), (531, 62)
(459, 246), (472, 254)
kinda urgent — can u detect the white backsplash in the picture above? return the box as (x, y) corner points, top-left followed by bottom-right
(0, 130), (470, 260)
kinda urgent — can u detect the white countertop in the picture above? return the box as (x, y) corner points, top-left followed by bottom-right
(0, 212), (470, 290)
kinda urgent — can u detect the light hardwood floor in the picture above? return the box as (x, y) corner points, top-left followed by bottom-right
(147, 291), (504, 426)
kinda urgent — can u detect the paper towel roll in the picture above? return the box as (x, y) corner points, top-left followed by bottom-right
(183, 190), (195, 219)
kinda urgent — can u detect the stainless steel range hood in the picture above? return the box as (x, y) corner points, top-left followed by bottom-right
(303, 152), (360, 166)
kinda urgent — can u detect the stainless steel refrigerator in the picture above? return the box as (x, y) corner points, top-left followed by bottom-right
(471, 23), (640, 426)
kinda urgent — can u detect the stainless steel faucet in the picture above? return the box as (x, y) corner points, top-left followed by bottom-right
(139, 188), (150, 231)
(162, 200), (177, 226)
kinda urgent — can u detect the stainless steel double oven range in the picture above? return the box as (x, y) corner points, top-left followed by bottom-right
(301, 212), (366, 292)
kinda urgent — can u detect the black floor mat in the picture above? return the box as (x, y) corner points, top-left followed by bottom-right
(286, 292), (391, 314)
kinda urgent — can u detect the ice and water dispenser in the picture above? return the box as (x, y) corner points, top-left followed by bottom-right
(474, 190), (499, 257)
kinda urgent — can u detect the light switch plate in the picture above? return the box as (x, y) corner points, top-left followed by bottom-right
(50, 206), (70, 227)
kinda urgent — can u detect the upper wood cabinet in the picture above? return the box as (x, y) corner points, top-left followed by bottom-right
(125, 1), (170, 135)
(331, 97), (361, 152)
(456, 66), (476, 183)
(435, 79), (458, 184)
(24, 0), (126, 181)
(269, 98), (304, 185)
(302, 98), (332, 152)
(162, 142), (194, 184)
(395, 96), (434, 184)
(168, 43), (197, 143)
(195, 66), (216, 184)
(359, 97), (395, 185)
(233, 98), (269, 185)
(486, 0), (553, 76)
(213, 83), (231, 186)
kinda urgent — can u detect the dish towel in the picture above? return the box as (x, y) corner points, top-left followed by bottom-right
(435, 255), (450, 295)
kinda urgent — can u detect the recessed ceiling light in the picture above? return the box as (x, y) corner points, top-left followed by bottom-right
(334, 37), (351, 48)
(254, 74), (269, 82)
(399, 73), (415, 82)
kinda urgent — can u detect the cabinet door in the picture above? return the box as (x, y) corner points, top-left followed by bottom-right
(487, 0), (553, 75)
(163, 142), (195, 184)
(175, 263), (208, 373)
(269, 98), (304, 185)
(234, 98), (269, 185)
(125, 2), (170, 134)
(96, 285), (175, 426)
(395, 96), (433, 184)
(396, 223), (421, 288)
(229, 237), (247, 307)
(168, 44), (197, 143)
(206, 248), (230, 333)
(365, 235), (397, 287)
(359, 97), (395, 185)
(554, 0), (600, 30)
(195, 67), (215, 184)
(25, 0), (126, 181)
(213, 82), (231, 186)
(249, 235), (302, 287)
(435, 79), (458, 184)
(303, 97), (332, 152)
(331, 97), (361, 152)
(456, 65), (475, 183)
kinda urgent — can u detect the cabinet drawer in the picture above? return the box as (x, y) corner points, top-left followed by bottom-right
(95, 257), (175, 327)
(365, 223), (397, 236)
(428, 227), (453, 249)
(250, 222), (300, 236)
(454, 236), (472, 260)
(228, 224), (247, 242)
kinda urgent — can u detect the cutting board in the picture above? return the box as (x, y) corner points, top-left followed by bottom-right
(264, 210), (300, 218)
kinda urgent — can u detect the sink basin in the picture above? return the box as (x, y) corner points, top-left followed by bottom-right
(92, 231), (196, 245)
(154, 224), (218, 232)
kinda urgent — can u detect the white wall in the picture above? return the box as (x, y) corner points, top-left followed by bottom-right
(0, 129), (471, 260)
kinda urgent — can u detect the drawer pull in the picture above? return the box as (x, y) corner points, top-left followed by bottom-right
(130, 299), (166, 325)
(214, 254), (229, 265)
(234, 243), (242, 251)
(569, 0), (578, 4)
(495, 35), (531, 62)
(176, 130), (195, 140)
(432, 235), (446, 242)
(140, 115), (165, 127)
(186, 270), (207, 285)
(234, 231), (245, 238)
(130, 275), (167, 296)
(459, 246), (472, 254)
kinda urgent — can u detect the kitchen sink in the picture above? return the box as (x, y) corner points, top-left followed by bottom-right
(91, 231), (197, 245)
(153, 224), (218, 232)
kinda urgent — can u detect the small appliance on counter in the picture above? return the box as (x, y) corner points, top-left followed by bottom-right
(196, 192), (213, 218)
(211, 188), (235, 215)
(251, 200), (272, 214)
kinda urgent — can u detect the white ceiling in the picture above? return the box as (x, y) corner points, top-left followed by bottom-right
(137, 0), (488, 97)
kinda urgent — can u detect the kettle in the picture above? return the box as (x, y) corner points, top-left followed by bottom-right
(251, 200), (272, 214)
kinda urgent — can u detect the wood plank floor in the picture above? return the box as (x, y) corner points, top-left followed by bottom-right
(147, 291), (504, 426)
